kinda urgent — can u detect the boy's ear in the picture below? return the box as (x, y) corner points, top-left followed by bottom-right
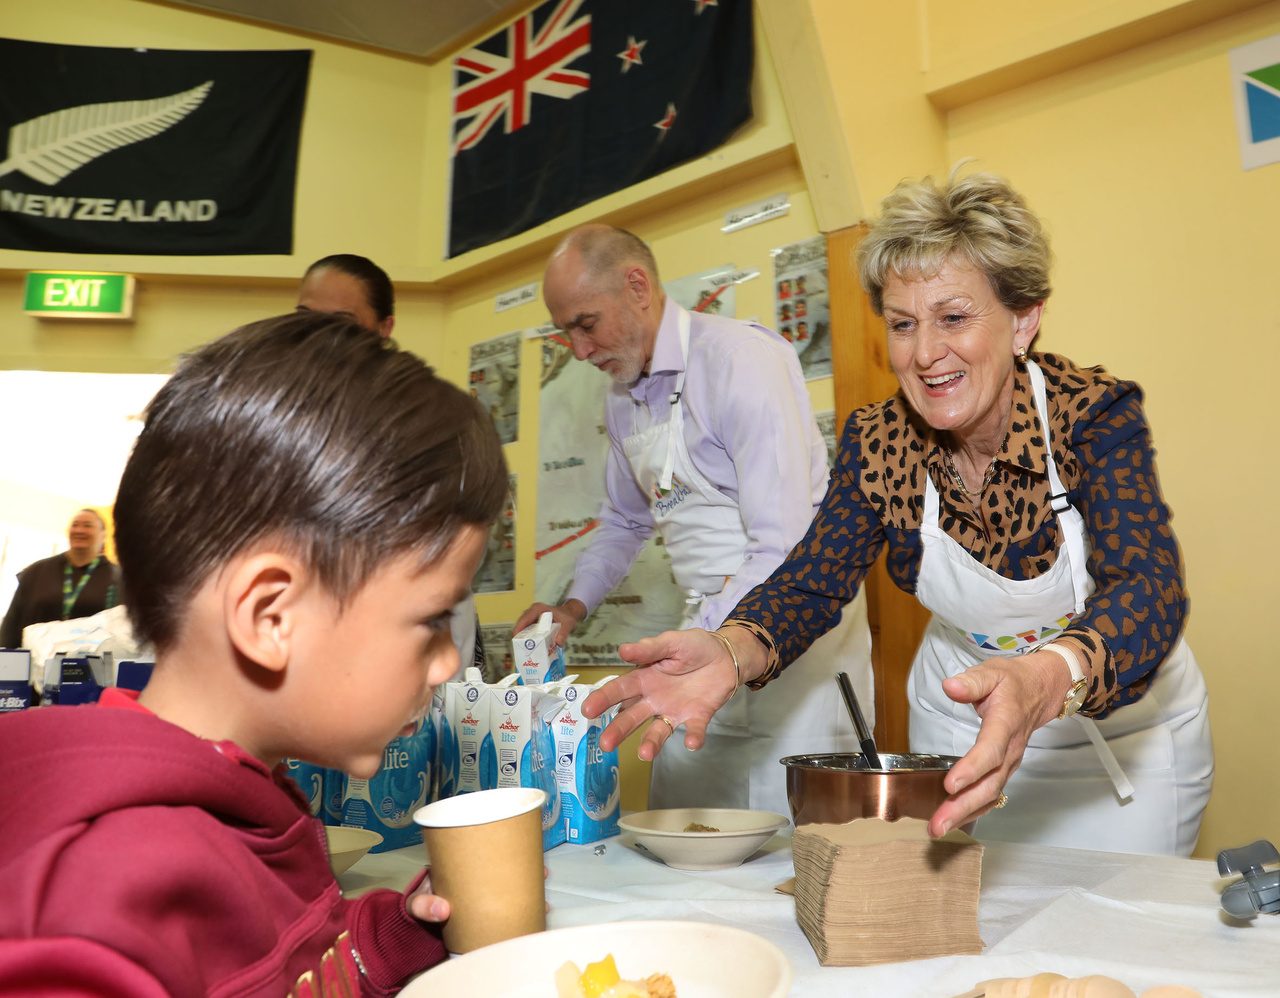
(224, 553), (308, 673)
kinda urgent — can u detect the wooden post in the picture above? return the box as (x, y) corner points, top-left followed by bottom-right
(827, 223), (931, 752)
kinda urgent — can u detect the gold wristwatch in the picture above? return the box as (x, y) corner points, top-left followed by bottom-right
(1043, 643), (1088, 720)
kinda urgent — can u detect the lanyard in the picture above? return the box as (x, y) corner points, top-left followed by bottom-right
(62, 556), (101, 619)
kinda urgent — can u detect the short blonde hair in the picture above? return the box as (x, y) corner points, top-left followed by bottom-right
(857, 169), (1051, 315)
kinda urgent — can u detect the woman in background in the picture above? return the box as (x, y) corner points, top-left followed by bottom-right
(1, 509), (121, 648)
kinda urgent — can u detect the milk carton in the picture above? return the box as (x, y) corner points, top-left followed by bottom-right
(485, 674), (532, 790)
(552, 677), (620, 844)
(439, 667), (490, 796)
(512, 612), (566, 687)
(529, 683), (569, 850)
(0, 649), (32, 713)
(431, 683), (453, 800)
(340, 718), (434, 851)
(283, 758), (328, 816)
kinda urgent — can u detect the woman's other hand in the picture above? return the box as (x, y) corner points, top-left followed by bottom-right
(581, 627), (757, 762)
(928, 649), (1075, 836)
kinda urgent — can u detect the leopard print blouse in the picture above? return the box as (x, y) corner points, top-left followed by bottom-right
(727, 351), (1187, 717)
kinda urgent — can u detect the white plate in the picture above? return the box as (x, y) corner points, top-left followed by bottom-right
(403, 920), (791, 998)
(617, 808), (790, 871)
(324, 826), (383, 876)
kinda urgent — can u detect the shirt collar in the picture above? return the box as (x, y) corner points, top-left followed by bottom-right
(628, 297), (684, 401)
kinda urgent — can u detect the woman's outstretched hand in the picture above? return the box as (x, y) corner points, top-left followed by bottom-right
(581, 627), (743, 762)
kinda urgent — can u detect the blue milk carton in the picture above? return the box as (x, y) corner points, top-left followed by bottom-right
(282, 758), (328, 816)
(511, 612), (566, 686)
(0, 649), (32, 713)
(484, 674), (529, 790)
(438, 668), (489, 797)
(322, 769), (347, 826)
(552, 677), (621, 845)
(431, 683), (453, 800)
(529, 683), (569, 851)
(340, 719), (434, 852)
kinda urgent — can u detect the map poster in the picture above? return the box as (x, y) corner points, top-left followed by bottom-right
(531, 270), (738, 663)
(474, 475), (516, 594)
(469, 332), (521, 444)
(478, 621), (515, 684)
(773, 235), (832, 381)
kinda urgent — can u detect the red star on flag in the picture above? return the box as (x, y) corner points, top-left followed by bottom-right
(691, 0), (719, 13)
(654, 102), (677, 136)
(617, 35), (646, 73)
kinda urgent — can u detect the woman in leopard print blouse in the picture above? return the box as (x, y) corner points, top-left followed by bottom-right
(583, 170), (1212, 855)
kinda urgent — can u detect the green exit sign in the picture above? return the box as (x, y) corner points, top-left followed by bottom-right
(24, 271), (135, 319)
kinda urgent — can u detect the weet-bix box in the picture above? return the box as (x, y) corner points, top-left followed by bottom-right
(552, 677), (621, 845)
(512, 612), (566, 687)
(340, 717), (434, 851)
(0, 649), (32, 713)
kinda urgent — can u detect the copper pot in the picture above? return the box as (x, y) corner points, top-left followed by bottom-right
(781, 752), (960, 827)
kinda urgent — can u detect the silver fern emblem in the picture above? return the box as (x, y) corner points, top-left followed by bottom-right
(0, 81), (214, 185)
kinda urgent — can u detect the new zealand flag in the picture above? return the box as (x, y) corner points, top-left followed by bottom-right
(0, 38), (310, 255)
(447, 0), (753, 258)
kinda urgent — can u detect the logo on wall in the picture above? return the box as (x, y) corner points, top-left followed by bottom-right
(1230, 33), (1280, 171)
(0, 38), (311, 255)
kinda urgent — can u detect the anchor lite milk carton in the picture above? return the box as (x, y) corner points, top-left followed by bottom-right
(340, 717), (434, 852)
(438, 667), (491, 796)
(483, 674), (570, 850)
(511, 612), (566, 686)
(552, 677), (620, 845)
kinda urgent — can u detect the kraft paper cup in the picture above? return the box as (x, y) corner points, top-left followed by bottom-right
(413, 787), (547, 954)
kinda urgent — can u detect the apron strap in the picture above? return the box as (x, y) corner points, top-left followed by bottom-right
(1024, 359), (1091, 616)
(658, 308), (692, 492)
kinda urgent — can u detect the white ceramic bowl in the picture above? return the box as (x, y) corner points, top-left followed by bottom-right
(402, 920), (791, 998)
(617, 807), (789, 871)
(324, 826), (384, 876)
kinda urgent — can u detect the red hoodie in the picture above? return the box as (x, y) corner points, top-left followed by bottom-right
(0, 695), (447, 996)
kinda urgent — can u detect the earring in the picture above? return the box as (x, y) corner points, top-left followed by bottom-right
(1016, 347), (1028, 361)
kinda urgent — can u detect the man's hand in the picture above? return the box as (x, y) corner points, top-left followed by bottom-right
(512, 599), (587, 651)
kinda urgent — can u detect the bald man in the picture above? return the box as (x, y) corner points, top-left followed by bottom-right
(515, 225), (872, 813)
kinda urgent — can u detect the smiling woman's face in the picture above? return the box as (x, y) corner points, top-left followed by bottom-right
(882, 258), (1039, 448)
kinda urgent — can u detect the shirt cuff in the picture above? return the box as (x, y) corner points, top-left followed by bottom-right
(1053, 630), (1113, 716)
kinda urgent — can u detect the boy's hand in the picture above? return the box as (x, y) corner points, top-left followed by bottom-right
(406, 873), (451, 923)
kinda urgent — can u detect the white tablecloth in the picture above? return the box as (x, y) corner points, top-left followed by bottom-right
(338, 831), (1280, 997)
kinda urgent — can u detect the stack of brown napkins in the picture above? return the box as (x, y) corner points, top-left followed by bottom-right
(789, 817), (984, 966)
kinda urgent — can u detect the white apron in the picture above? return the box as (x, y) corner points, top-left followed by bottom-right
(908, 358), (1212, 856)
(623, 308), (871, 815)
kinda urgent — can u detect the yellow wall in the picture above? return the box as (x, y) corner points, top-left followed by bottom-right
(807, 0), (1280, 857)
(4, 0), (1277, 851)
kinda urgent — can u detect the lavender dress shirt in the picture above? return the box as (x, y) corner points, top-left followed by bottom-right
(565, 297), (828, 630)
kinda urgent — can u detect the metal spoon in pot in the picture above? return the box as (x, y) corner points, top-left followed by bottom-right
(836, 671), (883, 771)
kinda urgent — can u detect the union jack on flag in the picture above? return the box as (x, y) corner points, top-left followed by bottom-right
(452, 0), (591, 153)
(447, 0), (753, 258)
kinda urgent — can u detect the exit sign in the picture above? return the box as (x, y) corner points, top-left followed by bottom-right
(23, 271), (135, 319)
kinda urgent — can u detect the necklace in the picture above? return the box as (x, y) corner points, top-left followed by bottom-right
(944, 450), (997, 501)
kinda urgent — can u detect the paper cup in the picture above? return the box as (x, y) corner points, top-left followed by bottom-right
(413, 787), (546, 954)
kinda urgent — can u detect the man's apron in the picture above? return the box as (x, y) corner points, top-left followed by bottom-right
(622, 308), (871, 815)
(908, 358), (1212, 856)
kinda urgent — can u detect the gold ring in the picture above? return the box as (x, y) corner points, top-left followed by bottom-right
(655, 714), (676, 734)
(994, 792), (1009, 809)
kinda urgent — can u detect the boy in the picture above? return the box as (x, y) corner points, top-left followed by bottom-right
(0, 313), (509, 996)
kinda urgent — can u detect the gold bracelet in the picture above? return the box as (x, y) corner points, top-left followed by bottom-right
(710, 629), (742, 696)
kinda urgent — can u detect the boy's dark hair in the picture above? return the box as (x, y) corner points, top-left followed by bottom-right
(114, 312), (507, 651)
(304, 253), (396, 322)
